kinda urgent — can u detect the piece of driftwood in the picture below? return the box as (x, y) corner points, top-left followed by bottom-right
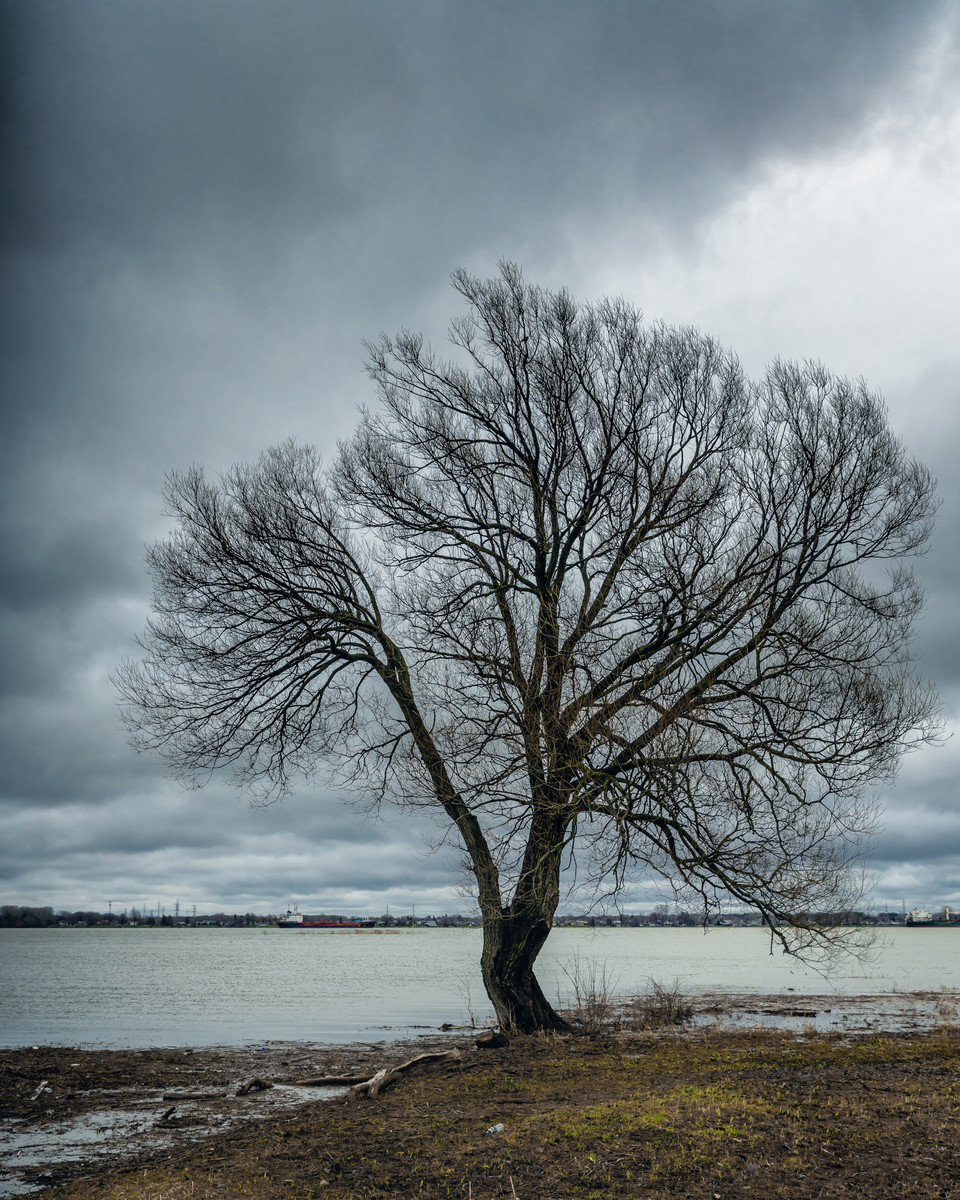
(293, 1049), (461, 1098)
(236, 1076), (273, 1096)
(160, 1090), (227, 1101)
(476, 1030), (509, 1049)
(350, 1050), (462, 1098)
(292, 1072), (373, 1087)
(30, 1079), (50, 1101)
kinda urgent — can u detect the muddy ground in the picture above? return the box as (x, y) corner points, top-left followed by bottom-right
(2, 993), (959, 1198)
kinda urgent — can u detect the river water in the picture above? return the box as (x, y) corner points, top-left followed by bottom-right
(1, 925), (957, 1049)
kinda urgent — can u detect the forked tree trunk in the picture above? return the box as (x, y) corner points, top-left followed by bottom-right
(481, 907), (571, 1034)
(474, 805), (573, 1033)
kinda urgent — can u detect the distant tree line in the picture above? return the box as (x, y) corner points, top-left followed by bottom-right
(1, 905), (129, 927)
(0, 905), (271, 927)
(3, 903), (952, 929)
(1, 905), (58, 927)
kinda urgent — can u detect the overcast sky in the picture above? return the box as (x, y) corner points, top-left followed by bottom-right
(3, 0), (959, 918)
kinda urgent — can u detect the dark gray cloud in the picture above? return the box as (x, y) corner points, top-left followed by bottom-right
(0, 788), (462, 915)
(3, 1), (940, 250)
(3, 0), (959, 913)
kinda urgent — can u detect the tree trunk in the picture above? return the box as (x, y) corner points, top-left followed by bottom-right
(477, 805), (574, 1034)
(481, 907), (571, 1034)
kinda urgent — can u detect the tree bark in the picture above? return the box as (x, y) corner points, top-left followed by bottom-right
(481, 909), (570, 1033)
(480, 808), (573, 1034)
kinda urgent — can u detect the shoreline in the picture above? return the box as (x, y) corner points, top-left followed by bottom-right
(2, 992), (959, 1198)
(1, 985), (956, 1053)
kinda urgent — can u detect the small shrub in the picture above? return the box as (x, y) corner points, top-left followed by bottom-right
(935, 988), (958, 1023)
(557, 952), (621, 1034)
(629, 978), (693, 1029)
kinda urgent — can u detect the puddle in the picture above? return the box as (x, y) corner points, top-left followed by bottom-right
(0, 1084), (348, 1197)
(0, 1110), (154, 1196)
(690, 991), (958, 1034)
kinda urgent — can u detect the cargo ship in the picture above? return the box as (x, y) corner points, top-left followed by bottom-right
(905, 906), (960, 927)
(276, 907), (373, 929)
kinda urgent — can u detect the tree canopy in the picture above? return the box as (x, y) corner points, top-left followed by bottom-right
(120, 264), (938, 1031)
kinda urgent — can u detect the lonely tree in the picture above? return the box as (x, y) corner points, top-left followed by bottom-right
(120, 265), (937, 1032)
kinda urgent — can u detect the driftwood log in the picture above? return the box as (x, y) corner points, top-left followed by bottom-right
(293, 1049), (461, 1098)
(236, 1076), (273, 1096)
(475, 1030), (509, 1049)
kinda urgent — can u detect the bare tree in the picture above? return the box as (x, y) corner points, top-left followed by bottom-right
(119, 264), (938, 1033)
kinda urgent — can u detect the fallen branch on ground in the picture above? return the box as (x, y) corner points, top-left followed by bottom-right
(293, 1049), (462, 1098)
(236, 1076), (273, 1096)
(293, 1072), (371, 1087)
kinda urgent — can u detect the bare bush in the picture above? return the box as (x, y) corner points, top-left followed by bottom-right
(557, 952), (621, 1034)
(935, 988), (959, 1024)
(627, 978), (694, 1030)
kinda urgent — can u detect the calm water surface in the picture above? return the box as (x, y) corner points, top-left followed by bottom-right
(1, 925), (956, 1048)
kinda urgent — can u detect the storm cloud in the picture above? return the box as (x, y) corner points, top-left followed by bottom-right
(3, 0), (959, 915)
